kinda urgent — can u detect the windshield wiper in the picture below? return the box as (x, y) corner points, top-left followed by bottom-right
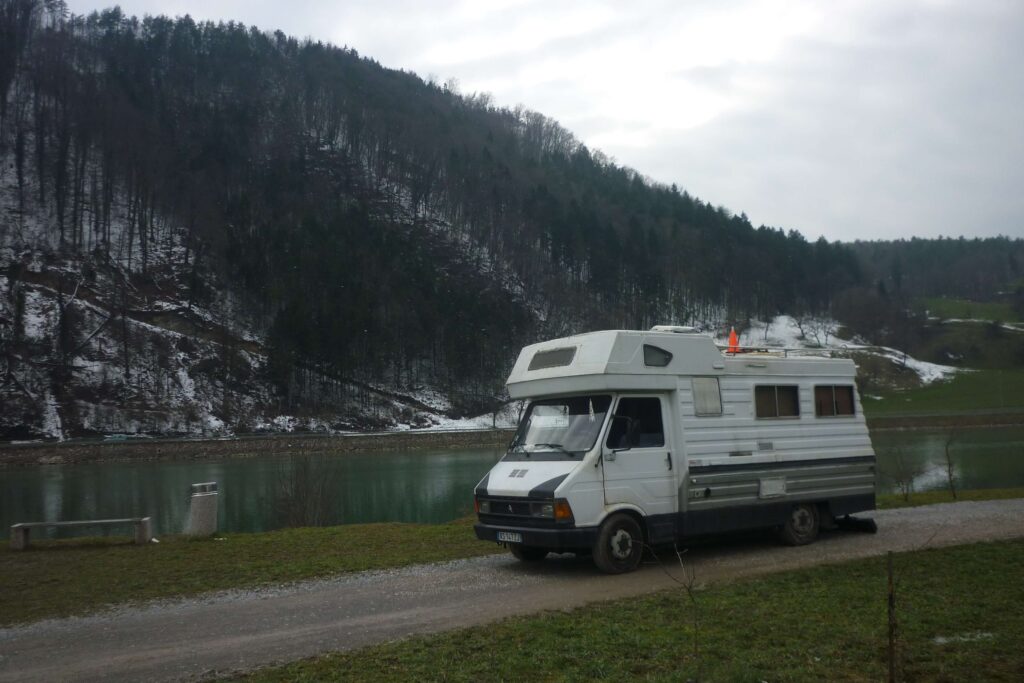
(508, 441), (530, 457)
(532, 443), (574, 456)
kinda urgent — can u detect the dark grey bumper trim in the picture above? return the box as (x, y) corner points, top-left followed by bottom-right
(474, 523), (598, 550)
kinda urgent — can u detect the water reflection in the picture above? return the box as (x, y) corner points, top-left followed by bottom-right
(1, 447), (502, 538)
(874, 427), (1024, 496)
(270, 457), (339, 527)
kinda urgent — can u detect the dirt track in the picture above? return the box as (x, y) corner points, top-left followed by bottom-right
(1, 499), (1023, 682)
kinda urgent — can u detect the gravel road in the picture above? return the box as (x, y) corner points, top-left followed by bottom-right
(2, 499), (1023, 682)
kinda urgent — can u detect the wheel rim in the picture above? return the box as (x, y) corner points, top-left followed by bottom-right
(791, 507), (814, 536)
(609, 527), (634, 560)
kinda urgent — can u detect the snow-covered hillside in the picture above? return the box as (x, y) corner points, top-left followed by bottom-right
(0, 138), (528, 441)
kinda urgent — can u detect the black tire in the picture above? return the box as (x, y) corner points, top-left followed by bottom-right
(509, 544), (548, 562)
(592, 513), (644, 574)
(779, 503), (820, 546)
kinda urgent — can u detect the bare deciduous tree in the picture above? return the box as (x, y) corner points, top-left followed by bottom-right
(273, 456), (338, 527)
(888, 446), (926, 502)
(943, 430), (958, 500)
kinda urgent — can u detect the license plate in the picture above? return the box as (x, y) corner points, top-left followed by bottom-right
(497, 531), (522, 543)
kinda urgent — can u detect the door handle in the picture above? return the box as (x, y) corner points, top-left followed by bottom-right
(666, 452), (673, 470)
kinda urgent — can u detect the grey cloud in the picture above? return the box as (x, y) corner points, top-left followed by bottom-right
(620, 3), (1024, 240)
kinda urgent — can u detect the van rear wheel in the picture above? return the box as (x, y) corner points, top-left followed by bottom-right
(509, 544), (548, 562)
(593, 513), (644, 574)
(779, 503), (820, 545)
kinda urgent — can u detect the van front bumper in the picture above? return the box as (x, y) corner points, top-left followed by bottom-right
(474, 522), (598, 551)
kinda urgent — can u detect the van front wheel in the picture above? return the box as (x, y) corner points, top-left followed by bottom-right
(593, 513), (644, 574)
(779, 503), (820, 545)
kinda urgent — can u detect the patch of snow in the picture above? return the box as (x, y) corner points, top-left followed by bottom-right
(269, 415), (300, 432)
(21, 289), (53, 342)
(934, 318), (1024, 333)
(401, 386), (452, 413)
(41, 391), (64, 441)
(203, 413), (225, 435)
(176, 363), (196, 400)
(408, 400), (523, 431)
(715, 315), (957, 385)
(933, 632), (993, 645)
(872, 346), (958, 384)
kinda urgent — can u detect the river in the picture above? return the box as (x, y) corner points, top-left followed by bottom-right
(3, 427), (1023, 539)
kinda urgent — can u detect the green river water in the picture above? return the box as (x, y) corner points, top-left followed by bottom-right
(3, 427), (1023, 538)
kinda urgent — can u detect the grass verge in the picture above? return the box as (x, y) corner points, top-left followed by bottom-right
(876, 486), (1024, 509)
(0, 517), (497, 626)
(921, 297), (1021, 322)
(3, 489), (1023, 628)
(243, 540), (1024, 682)
(863, 367), (1024, 416)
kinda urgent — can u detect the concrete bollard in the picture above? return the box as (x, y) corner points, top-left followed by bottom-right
(185, 482), (219, 536)
(134, 517), (153, 545)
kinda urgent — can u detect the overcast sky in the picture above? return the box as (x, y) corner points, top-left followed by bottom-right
(66, 0), (1024, 243)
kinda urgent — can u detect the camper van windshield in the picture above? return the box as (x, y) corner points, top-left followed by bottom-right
(506, 395), (612, 461)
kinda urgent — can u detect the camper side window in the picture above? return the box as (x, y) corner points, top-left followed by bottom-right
(606, 397), (665, 449)
(692, 377), (722, 416)
(528, 346), (576, 370)
(643, 344), (673, 367)
(815, 385), (855, 417)
(754, 385), (800, 418)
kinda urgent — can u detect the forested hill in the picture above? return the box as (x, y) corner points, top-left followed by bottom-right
(0, 3), (1013, 438)
(850, 238), (1024, 302)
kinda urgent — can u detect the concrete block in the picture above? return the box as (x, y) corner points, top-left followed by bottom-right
(186, 492), (218, 536)
(10, 525), (29, 550)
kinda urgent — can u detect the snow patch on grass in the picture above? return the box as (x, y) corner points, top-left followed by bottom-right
(933, 631), (993, 645)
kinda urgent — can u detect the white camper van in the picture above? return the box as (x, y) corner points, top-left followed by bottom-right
(473, 326), (876, 573)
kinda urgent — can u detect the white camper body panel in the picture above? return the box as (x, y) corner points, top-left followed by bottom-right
(475, 329), (876, 554)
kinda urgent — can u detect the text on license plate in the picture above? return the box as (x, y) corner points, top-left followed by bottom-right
(497, 531), (522, 543)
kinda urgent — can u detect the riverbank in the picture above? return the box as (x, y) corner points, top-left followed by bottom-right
(866, 410), (1024, 431)
(0, 428), (516, 467)
(2, 488), (1022, 627)
(2, 405), (1023, 468)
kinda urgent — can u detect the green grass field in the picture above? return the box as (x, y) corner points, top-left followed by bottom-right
(3, 489), (1022, 627)
(862, 367), (1024, 416)
(915, 320), (1024, 370)
(244, 540), (1024, 682)
(0, 517), (497, 626)
(922, 297), (1021, 322)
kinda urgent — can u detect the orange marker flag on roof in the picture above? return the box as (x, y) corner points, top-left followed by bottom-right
(728, 327), (739, 353)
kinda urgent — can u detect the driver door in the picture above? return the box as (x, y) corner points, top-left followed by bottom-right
(601, 395), (676, 518)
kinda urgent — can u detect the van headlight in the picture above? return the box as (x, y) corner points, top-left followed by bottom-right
(530, 502), (554, 518)
(528, 499), (573, 520)
(477, 499), (491, 514)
